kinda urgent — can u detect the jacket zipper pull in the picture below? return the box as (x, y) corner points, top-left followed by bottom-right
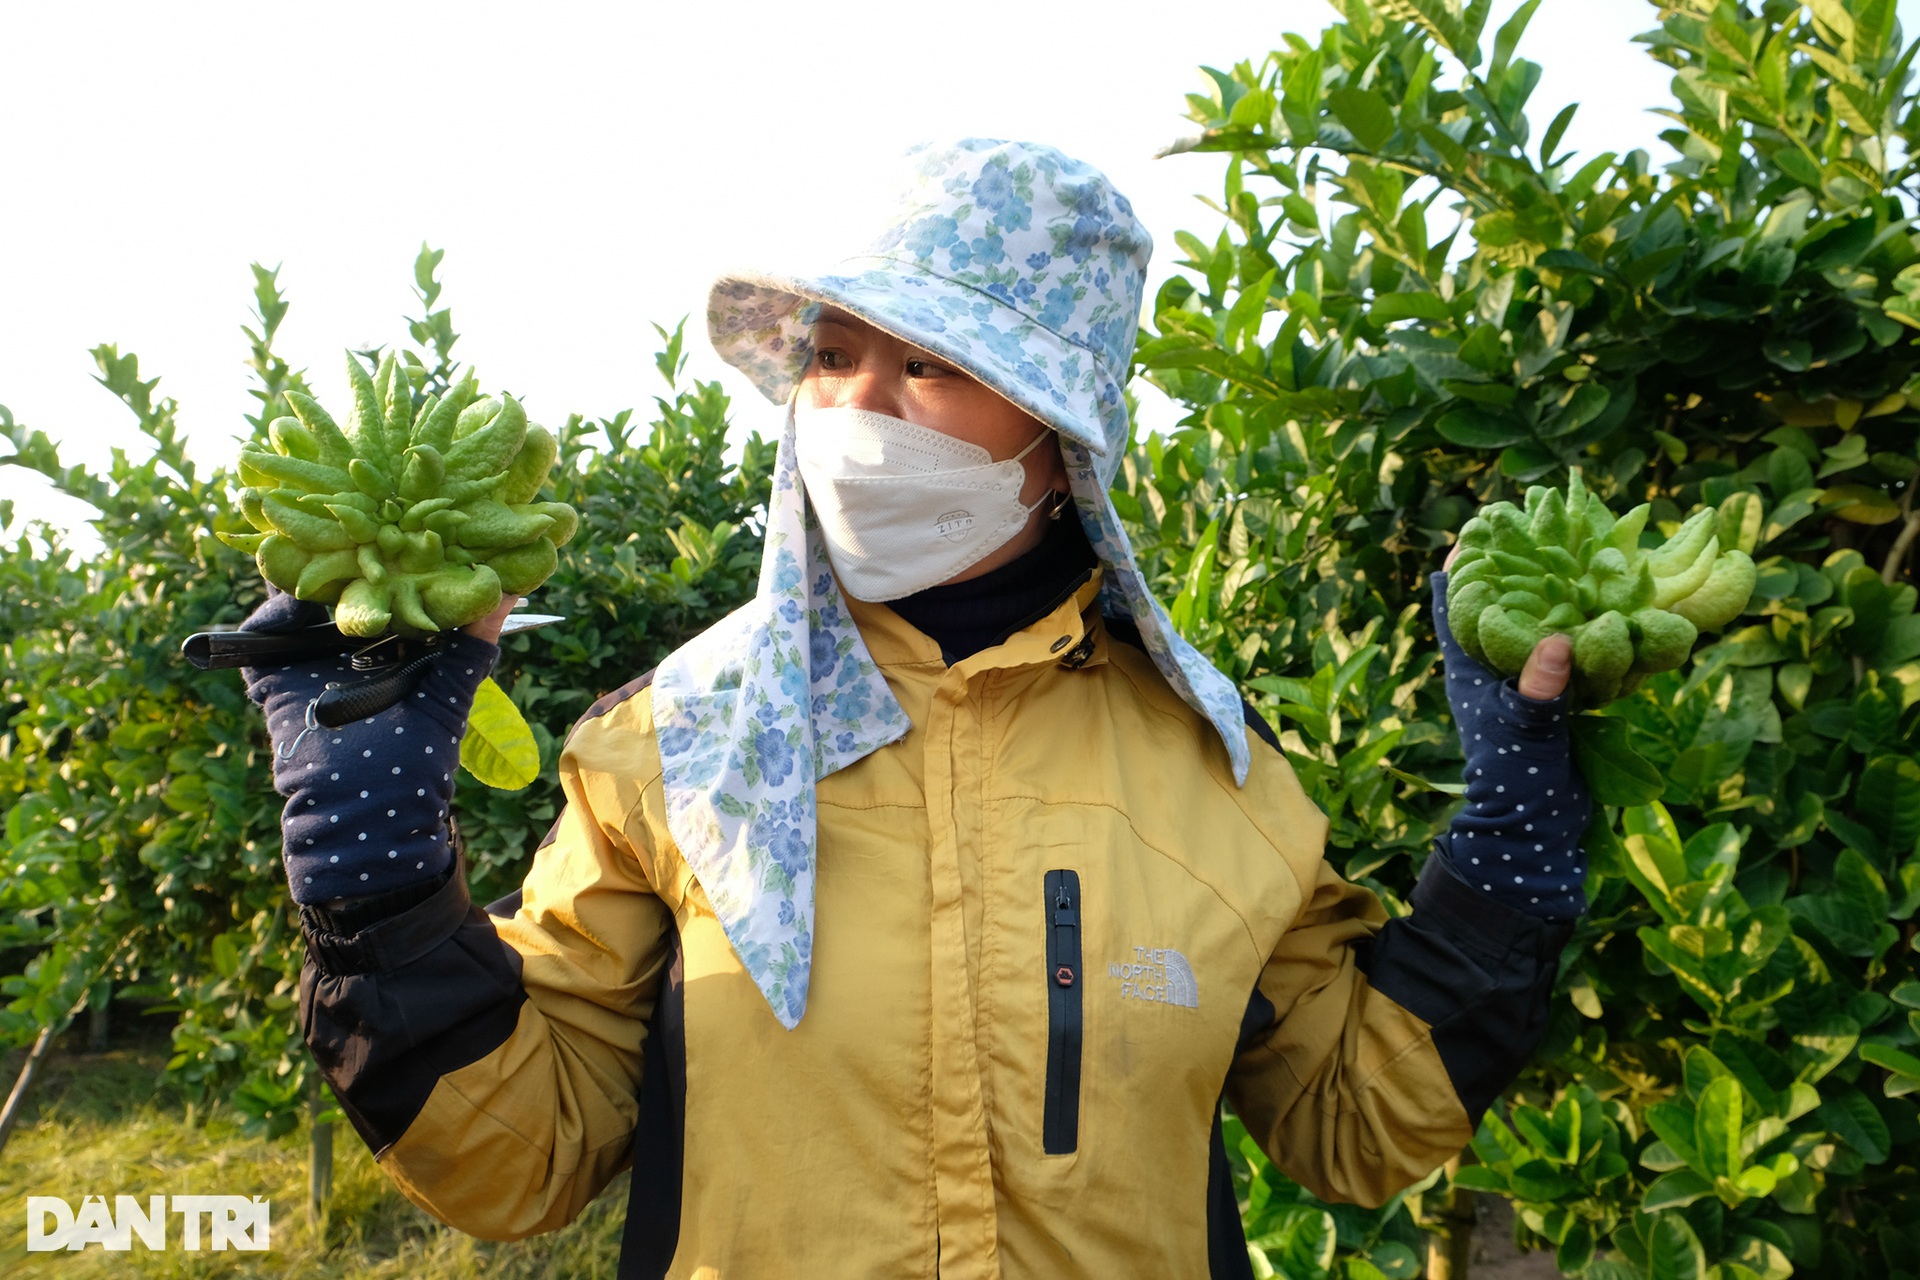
(1052, 886), (1077, 987)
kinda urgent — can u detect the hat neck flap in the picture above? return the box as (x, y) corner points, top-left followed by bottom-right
(651, 401), (911, 1028)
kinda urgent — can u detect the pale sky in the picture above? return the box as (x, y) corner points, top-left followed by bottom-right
(3, 0), (1887, 556)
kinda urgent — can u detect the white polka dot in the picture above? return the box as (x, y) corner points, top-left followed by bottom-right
(305, 838), (314, 846)
(329, 815), (338, 823)
(360, 872), (369, 880)
(388, 809), (397, 817)
(362, 749), (372, 758)
(1527, 766), (1538, 774)
(1476, 769), (1484, 776)
(306, 799), (315, 806)
(304, 875), (313, 884)
(1497, 747), (1507, 755)
(1474, 733), (1482, 741)
(1483, 883), (1492, 890)
(1546, 789), (1555, 796)
(1514, 875), (1523, 883)
(395, 726), (404, 735)
(389, 850), (397, 858)
(1525, 823), (1534, 831)
(1535, 843), (1544, 852)
(1503, 853), (1512, 861)
(1496, 785), (1505, 792)
(465, 668), (473, 675)
(358, 833), (368, 841)
(1516, 804), (1525, 811)
(417, 692), (426, 699)
(1531, 896), (1539, 903)
(1552, 809), (1560, 817)
(417, 789), (426, 796)
(330, 772), (339, 780)
(331, 737), (341, 744)
(392, 766), (402, 774)
(417, 861), (425, 869)
(1472, 857), (1480, 864)
(329, 855), (339, 863)
(360, 790), (369, 798)
(1475, 678), (1483, 686)
(426, 746), (434, 754)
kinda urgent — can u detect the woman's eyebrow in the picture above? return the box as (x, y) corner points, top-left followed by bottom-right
(813, 307), (860, 327)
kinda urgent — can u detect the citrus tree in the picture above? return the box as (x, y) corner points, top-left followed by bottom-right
(1128, 0), (1920, 1275)
(0, 252), (771, 1146)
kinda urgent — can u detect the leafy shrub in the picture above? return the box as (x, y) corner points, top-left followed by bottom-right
(1132, 0), (1920, 1275)
(0, 254), (770, 1135)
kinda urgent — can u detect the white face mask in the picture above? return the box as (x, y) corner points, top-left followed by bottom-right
(793, 404), (1055, 602)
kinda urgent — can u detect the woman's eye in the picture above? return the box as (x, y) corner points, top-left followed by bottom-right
(813, 349), (846, 371)
(905, 358), (945, 377)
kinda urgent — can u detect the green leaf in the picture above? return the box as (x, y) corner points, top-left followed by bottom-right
(1816, 1087), (1890, 1163)
(459, 676), (541, 791)
(1859, 1041), (1920, 1096)
(1328, 86), (1397, 151)
(1694, 1076), (1743, 1179)
(1647, 1212), (1707, 1280)
(1435, 404), (1528, 449)
(1571, 716), (1664, 804)
(1642, 1169), (1714, 1211)
(1540, 101), (1578, 163)
(1363, 1241), (1421, 1280)
(1371, 292), (1451, 323)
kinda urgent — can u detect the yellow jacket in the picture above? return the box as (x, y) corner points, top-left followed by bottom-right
(299, 574), (1569, 1279)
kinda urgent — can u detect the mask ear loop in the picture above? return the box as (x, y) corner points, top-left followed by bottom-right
(1010, 426), (1071, 521)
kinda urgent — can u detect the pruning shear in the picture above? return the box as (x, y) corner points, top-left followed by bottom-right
(180, 611), (564, 729)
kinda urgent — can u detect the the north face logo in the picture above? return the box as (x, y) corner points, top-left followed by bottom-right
(1108, 946), (1199, 1008)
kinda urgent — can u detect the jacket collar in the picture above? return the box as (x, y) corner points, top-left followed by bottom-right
(846, 570), (1110, 676)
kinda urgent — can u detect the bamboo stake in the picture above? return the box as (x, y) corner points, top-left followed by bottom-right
(0, 1026), (56, 1160)
(1425, 1155), (1477, 1280)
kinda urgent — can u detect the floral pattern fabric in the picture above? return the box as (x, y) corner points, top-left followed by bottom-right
(663, 138), (1249, 1028)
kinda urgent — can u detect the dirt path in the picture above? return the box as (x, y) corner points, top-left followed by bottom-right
(1461, 1194), (1564, 1279)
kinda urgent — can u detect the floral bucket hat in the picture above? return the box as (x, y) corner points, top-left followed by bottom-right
(652, 138), (1250, 1028)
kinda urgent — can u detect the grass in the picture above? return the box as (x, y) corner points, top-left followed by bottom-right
(0, 1019), (628, 1278)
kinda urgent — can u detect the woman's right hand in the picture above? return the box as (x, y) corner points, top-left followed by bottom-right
(240, 588), (502, 904)
(460, 592), (521, 645)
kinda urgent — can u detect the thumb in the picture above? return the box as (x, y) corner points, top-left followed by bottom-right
(1517, 632), (1573, 701)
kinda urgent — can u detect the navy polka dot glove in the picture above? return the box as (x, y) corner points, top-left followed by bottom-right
(240, 588), (500, 905)
(1430, 571), (1592, 920)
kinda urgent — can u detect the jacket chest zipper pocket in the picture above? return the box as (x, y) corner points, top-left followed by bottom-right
(1043, 868), (1082, 1155)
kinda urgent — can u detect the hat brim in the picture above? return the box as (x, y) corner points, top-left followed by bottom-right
(707, 258), (1118, 461)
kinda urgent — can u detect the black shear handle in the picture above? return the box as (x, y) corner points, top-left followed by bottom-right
(314, 650), (442, 728)
(180, 625), (356, 670)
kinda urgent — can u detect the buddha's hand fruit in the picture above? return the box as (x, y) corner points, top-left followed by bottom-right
(218, 353), (579, 636)
(1445, 472), (1756, 707)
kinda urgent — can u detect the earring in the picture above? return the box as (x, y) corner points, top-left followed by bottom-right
(1047, 490), (1071, 521)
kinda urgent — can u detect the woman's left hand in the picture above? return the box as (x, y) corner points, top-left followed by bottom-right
(1443, 542), (1571, 703)
(1430, 557), (1592, 919)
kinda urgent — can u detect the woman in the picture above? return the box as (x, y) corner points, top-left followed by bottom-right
(245, 138), (1589, 1280)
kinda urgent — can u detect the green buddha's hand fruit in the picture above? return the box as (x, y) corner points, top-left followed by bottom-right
(218, 352), (579, 636)
(1445, 471), (1756, 706)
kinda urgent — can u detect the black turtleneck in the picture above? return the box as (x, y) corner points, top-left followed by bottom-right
(888, 510), (1099, 665)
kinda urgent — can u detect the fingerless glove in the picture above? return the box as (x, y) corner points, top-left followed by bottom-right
(1430, 570), (1592, 920)
(241, 589), (499, 904)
